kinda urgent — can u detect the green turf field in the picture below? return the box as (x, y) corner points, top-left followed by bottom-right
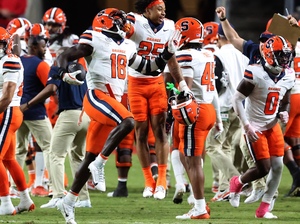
(3, 154), (300, 223)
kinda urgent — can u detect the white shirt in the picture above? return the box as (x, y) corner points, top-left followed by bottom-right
(214, 44), (249, 112)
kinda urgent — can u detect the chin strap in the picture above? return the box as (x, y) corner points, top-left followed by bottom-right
(264, 62), (282, 74)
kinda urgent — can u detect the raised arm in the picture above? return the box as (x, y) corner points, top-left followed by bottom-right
(215, 6), (245, 52)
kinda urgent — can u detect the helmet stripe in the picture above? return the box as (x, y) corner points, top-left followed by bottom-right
(49, 7), (58, 21)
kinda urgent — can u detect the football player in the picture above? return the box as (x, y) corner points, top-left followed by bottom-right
(164, 17), (222, 219)
(124, 0), (192, 200)
(215, 6), (272, 204)
(231, 36), (295, 219)
(42, 7), (78, 64)
(0, 27), (35, 215)
(216, 6), (300, 202)
(54, 8), (181, 224)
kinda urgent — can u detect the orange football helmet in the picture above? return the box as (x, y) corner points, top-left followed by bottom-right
(203, 21), (219, 45)
(6, 17), (31, 38)
(92, 8), (127, 38)
(0, 27), (11, 57)
(175, 17), (204, 48)
(169, 92), (199, 126)
(42, 7), (67, 34)
(29, 23), (50, 40)
(262, 35), (293, 74)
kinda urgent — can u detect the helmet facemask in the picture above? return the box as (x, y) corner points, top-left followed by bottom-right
(0, 40), (8, 58)
(96, 9), (127, 39)
(263, 36), (293, 75)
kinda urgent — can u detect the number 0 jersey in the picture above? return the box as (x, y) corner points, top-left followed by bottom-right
(126, 12), (175, 78)
(243, 65), (295, 131)
(79, 30), (136, 101)
(0, 54), (23, 107)
(165, 48), (217, 104)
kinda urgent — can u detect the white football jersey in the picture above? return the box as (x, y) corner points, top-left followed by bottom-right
(243, 65), (295, 131)
(48, 34), (79, 62)
(127, 13), (175, 78)
(165, 48), (216, 104)
(79, 30), (136, 101)
(0, 54), (24, 106)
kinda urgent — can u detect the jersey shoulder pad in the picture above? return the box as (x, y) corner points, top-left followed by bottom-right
(127, 12), (137, 24)
(2, 55), (22, 72)
(79, 30), (93, 43)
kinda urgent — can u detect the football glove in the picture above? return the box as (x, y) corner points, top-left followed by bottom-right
(62, 70), (84, 85)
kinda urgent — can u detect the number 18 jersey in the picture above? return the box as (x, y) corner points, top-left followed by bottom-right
(79, 30), (136, 100)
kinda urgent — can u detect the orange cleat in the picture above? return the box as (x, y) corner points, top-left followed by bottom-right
(31, 186), (49, 197)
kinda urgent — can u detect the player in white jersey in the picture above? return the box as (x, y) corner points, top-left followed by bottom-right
(42, 7), (78, 64)
(231, 36), (295, 219)
(125, 0), (192, 200)
(164, 17), (222, 220)
(0, 27), (35, 215)
(54, 8), (181, 223)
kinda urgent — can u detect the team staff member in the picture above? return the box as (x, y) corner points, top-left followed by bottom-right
(21, 64), (91, 208)
(17, 24), (53, 197)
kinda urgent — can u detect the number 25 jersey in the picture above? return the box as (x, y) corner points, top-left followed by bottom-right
(126, 12), (175, 78)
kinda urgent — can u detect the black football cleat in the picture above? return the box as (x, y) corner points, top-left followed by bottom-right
(107, 187), (128, 197)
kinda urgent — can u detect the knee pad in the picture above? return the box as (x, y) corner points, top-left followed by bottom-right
(116, 147), (132, 168)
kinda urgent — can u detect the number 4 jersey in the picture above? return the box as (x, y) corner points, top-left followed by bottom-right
(243, 65), (295, 131)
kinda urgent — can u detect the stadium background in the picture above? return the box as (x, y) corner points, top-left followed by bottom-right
(24, 0), (300, 43)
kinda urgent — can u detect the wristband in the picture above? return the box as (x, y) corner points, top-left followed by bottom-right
(160, 46), (173, 61)
(220, 17), (227, 21)
(178, 80), (188, 91)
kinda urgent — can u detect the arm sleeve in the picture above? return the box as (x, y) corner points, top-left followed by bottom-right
(232, 91), (249, 126)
